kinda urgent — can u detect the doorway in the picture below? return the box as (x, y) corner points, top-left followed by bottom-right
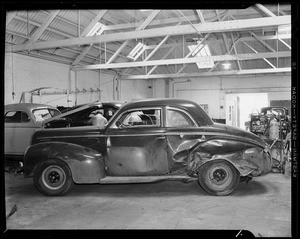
(226, 93), (268, 130)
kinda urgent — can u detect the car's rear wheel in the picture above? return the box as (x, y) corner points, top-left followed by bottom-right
(198, 160), (240, 196)
(33, 159), (73, 196)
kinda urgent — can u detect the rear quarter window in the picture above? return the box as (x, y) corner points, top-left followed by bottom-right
(5, 111), (30, 123)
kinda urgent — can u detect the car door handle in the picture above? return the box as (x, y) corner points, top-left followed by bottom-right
(156, 136), (166, 140)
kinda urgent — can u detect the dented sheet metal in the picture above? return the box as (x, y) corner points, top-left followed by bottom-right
(24, 98), (272, 193)
(166, 132), (272, 178)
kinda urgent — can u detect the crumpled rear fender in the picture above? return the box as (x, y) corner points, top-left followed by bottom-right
(171, 138), (272, 177)
(23, 142), (105, 183)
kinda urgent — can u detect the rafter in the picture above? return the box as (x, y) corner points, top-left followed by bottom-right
(6, 12), (17, 27)
(103, 7), (289, 32)
(30, 10), (60, 42)
(230, 32), (241, 70)
(120, 67), (291, 80)
(72, 10), (108, 65)
(175, 12), (229, 74)
(196, 10), (205, 23)
(255, 4), (277, 17)
(242, 41), (276, 68)
(147, 44), (178, 75)
(106, 10), (161, 64)
(143, 34), (291, 51)
(80, 10), (108, 37)
(278, 38), (291, 49)
(250, 31), (276, 52)
(72, 51), (290, 70)
(9, 15), (291, 52)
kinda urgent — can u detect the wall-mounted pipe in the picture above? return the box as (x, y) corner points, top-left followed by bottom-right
(111, 70), (119, 101)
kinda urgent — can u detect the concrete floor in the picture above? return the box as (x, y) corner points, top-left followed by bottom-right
(4, 170), (291, 237)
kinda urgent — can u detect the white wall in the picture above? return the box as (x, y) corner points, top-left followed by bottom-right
(5, 53), (150, 107)
(171, 74), (291, 119)
(5, 53), (70, 106)
(120, 79), (152, 102)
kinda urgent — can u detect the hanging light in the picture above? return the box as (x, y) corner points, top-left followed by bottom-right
(222, 61), (231, 70)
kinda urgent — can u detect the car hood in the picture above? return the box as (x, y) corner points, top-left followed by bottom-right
(42, 102), (103, 126)
(207, 123), (268, 148)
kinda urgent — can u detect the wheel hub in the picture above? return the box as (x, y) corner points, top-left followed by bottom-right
(212, 168), (227, 182)
(42, 165), (66, 190)
(48, 171), (61, 183)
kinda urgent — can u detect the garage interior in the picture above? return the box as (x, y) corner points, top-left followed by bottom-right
(3, 4), (294, 237)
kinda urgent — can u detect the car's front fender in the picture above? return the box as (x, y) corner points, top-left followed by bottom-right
(23, 142), (106, 183)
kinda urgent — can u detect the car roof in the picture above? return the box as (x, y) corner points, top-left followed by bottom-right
(122, 98), (199, 109)
(115, 98), (214, 126)
(5, 103), (59, 112)
(261, 106), (288, 111)
(71, 101), (124, 109)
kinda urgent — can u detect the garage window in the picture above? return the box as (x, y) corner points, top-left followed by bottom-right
(5, 111), (30, 123)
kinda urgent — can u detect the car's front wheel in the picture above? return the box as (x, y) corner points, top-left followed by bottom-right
(33, 159), (73, 196)
(198, 160), (240, 196)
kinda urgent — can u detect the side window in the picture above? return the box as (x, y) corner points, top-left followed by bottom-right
(33, 108), (60, 122)
(113, 109), (161, 128)
(104, 107), (117, 121)
(5, 111), (30, 123)
(166, 109), (196, 128)
(49, 109), (61, 117)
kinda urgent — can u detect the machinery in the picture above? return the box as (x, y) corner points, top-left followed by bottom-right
(248, 106), (291, 173)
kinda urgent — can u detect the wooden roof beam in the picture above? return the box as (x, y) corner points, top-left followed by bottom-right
(10, 15), (291, 52)
(255, 4), (277, 17)
(120, 67), (291, 80)
(30, 10), (60, 42)
(72, 51), (291, 70)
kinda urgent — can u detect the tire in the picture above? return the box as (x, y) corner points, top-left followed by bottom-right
(198, 160), (240, 196)
(33, 159), (74, 196)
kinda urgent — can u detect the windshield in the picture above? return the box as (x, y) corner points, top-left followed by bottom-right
(32, 108), (61, 122)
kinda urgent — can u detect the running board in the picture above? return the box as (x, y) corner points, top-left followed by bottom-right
(99, 175), (196, 184)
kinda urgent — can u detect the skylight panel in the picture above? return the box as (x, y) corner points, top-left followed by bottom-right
(188, 44), (214, 69)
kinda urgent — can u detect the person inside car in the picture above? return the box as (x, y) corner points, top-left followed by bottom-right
(87, 110), (107, 128)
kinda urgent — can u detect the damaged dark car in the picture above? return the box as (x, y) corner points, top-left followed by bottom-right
(23, 99), (272, 196)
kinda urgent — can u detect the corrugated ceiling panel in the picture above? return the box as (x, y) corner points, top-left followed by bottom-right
(50, 18), (78, 37)
(5, 33), (25, 45)
(29, 10), (48, 24)
(40, 30), (68, 41)
(41, 48), (78, 60)
(7, 18), (30, 36)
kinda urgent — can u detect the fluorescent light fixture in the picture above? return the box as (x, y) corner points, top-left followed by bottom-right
(188, 44), (214, 69)
(222, 61), (231, 70)
(140, 9), (152, 11)
(127, 42), (146, 60)
(86, 22), (106, 36)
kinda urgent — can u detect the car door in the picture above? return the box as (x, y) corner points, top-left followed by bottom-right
(4, 110), (38, 156)
(105, 107), (169, 176)
(163, 106), (204, 173)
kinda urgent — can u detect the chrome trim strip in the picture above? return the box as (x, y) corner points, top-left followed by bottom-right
(37, 132), (228, 140)
(35, 132), (263, 148)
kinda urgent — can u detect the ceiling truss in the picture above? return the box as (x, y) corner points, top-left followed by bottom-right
(5, 5), (291, 80)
